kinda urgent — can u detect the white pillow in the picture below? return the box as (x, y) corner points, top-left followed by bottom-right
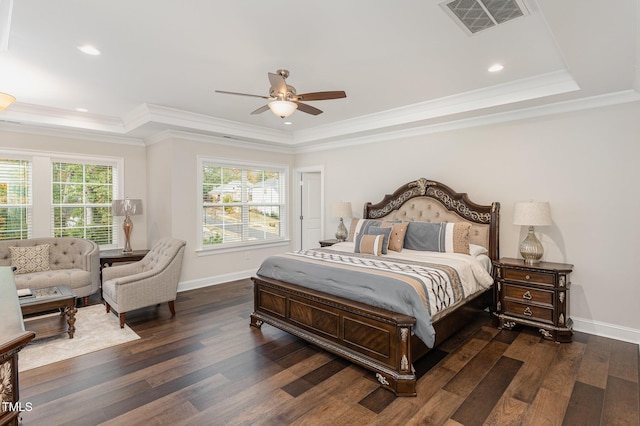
(469, 244), (488, 257)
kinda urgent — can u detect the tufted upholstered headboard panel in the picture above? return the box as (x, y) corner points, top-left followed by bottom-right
(363, 178), (500, 260)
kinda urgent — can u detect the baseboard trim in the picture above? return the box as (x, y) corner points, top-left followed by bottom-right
(572, 316), (640, 346)
(177, 269), (255, 293)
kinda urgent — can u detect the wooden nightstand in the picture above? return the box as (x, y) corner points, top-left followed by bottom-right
(493, 257), (573, 342)
(319, 239), (340, 247)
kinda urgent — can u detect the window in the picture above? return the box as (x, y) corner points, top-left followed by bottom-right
(0, 158), (32, 240)
(0, 151), (121, 246)
(52, 161), (117, 245)
(200, 159), (287, 249)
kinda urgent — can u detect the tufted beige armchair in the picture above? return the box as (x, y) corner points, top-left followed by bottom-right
(102, 238), (186, 328)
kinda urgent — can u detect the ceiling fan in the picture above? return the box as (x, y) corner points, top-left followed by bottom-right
(215, 69), (346, 118)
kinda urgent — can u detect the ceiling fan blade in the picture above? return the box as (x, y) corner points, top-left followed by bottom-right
(215, 90), (269, 99)
(296, 91), (347, 101)
(250, 104), (271, 115)
(268, 72), (287, 98)
(295, 102), (323, 116)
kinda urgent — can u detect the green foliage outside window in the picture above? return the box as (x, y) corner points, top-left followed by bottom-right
(201, 163), (285, 247)
(0, 159), (31, 240)
(52, 162), (115, 245)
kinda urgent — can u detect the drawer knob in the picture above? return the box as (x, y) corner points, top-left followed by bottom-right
(523, 291), (532, 300)
(525, 275), (531, 280)
(524, 307), (532, 316)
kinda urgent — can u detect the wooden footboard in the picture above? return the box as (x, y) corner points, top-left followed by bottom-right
(251, 275), (493, 396)
(250, 275), (419, 396)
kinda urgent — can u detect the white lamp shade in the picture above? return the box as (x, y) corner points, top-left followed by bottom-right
(0, 92), (16, 110)
(513, 201), (552, 226)
(112, 199), (143, 216)
(332, 201), (352, 218)
(268, 100), (298, 118)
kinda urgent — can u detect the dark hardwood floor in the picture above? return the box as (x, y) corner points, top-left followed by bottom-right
(18, 279), (640, 425)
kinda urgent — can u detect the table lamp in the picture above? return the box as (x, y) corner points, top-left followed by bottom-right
(112, 199), (143, 253)
(513, 201), (552, 264)
(332, 201), (352, 242)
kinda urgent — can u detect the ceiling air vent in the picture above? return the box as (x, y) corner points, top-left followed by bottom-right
(440, 0), (529, 35)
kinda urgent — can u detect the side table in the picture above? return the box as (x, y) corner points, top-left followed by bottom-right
(100, 249), (150, 268)
(493, 257), (573, 342)
(319, 239), (340, 247)
(20, 285), (78, 339)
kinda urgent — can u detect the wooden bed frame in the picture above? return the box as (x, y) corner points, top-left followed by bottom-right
(250, 178), (500, 396)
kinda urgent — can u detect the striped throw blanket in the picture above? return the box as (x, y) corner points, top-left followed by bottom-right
(257, 248), (482, 347)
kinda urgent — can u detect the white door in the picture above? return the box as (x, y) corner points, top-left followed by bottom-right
(300, 172), (322, 249)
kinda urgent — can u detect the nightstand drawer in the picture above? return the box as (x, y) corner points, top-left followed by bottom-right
(503, 284), (553, 305)
(503, 300), (554, 324)
(503, 269), (555, 285)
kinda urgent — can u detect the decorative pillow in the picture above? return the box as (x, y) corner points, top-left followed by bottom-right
(357, 234), (385, 256)
(351, 219), (381, 241)
(469, 244), (488, 257)
(354, 225), (392, 254)
(10, 244), (51, 274)
(381, 221), (408, 252)
(403, 222), (471, 254)
(347, 218), (360, 242)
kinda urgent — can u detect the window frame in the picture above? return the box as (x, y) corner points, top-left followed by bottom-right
(0, 155), (33, 240)
(50, 157), (120, 246)
(197, 156), (289, 253)
(0, 149), (123, 247)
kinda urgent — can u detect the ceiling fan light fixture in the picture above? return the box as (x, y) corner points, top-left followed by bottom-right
(268, 100), (297, 118)
(0, 92), (16, 110)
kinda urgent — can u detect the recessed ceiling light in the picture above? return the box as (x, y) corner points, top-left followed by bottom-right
(488, 63), (504, 73)
(75, 108), (88, 112)
(283, 121), (292, 125)
(78, 45), (101, 56)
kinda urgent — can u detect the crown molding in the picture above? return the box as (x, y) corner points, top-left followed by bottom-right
(294, 89), (640, 154)
(0, 102), (126, 133)
(2, 75), (637, 153)
(0, 119), (144, 146)
(292, 70), (579, 145)
(146, 129), (295, 154)
(125, 103), (294, 146)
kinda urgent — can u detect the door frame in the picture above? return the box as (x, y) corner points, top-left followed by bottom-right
(294, 165), (324, 251)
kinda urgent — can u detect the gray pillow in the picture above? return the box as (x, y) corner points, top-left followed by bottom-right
(403, 222), (446, 252)
(355, 225), (392, 254)
(403, 221), (471, 254)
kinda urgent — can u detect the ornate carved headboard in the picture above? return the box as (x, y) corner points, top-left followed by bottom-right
(363, 178), (500, 260)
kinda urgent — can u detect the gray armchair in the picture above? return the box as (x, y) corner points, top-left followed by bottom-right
(102, 238), (186, 328)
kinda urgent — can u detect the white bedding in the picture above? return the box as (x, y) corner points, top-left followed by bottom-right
(328, 241), (494, 291)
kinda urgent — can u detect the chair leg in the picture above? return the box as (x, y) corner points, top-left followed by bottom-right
(119, 313), (126, 329)
(105, 303), (111, 313)
(83, 296), (89, 306)
(168, 300), (176, 316)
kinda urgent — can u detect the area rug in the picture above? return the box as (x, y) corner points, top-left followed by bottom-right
(19, 304), (140, 372)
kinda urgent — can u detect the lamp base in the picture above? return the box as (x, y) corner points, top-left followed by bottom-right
(122, 215), (133, 254)
(335, 218), (348, 242)
(520, 225), (543, 264)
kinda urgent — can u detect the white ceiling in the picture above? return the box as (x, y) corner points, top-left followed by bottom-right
(0, 0), (638, 148)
